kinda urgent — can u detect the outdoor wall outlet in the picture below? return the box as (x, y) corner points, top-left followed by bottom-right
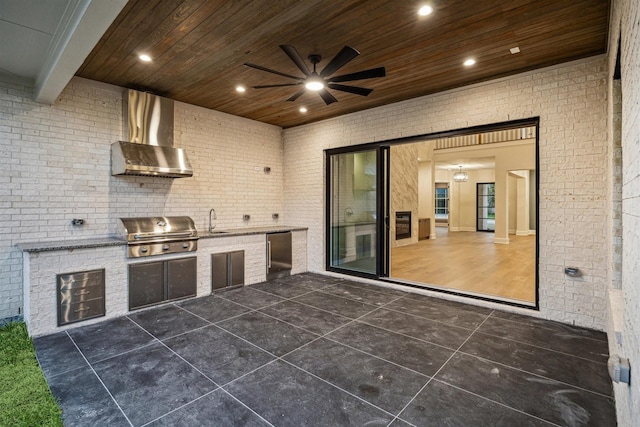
(272, 213), (279, 219)
(71, 219), (85, 226)
(564, 267), (581, 277)
(264, 166), (271, 173)
(243, 214), (250, 221)
(608, 355), (631, 384)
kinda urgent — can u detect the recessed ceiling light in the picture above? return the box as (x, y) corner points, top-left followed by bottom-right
(510, 46), (521, 54)
(463, 58), (476, 66)
(418, 5), (433, 16)
(299, 107), (308, 113)
(236, 85), (246, 93)
(138, 54), (152, 62)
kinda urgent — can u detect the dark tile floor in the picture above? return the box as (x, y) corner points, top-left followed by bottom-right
(33, 273), (616, 427)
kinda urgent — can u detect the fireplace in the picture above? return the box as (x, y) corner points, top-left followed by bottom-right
(395, 211), (411, 240)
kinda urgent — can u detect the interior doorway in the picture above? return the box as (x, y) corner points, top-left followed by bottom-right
(476, 183), (495, 232)
(434, 183), (449, 226)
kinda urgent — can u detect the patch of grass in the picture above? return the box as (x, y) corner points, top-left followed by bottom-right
(0, 322), (63, 426)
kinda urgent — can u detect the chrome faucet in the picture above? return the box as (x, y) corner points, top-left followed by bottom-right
(209, 208), (217, 232)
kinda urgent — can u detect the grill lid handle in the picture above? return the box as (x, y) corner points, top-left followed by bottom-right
(133, 231), (195, 240)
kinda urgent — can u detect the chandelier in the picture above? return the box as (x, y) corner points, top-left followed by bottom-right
(453, 166), (468, 182)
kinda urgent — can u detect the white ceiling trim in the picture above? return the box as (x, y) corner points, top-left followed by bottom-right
(34, 0), (127, 104)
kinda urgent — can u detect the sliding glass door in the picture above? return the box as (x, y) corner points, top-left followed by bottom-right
(327, 147), (388, 277)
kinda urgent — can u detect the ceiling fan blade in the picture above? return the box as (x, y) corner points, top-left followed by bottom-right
(252, 83), (302, 89)
(318, 89), (338, 105)
(320, 46), (360, 77)
(280, 45), (311, 76)
(327, 83), (373, 96)
(327, 67), (386, 83)
(244, 63), (303, 81)
(286, 89), (305, 102)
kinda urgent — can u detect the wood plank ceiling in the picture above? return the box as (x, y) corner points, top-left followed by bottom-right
(76, 0), (610, 129)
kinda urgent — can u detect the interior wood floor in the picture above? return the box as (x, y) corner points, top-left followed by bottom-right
(390, 227), (536, 303)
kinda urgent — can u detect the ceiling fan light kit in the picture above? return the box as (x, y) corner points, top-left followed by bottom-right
(244, 45), (386, 105)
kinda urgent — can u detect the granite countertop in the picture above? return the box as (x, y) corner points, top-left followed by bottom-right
(199, 225), (308, 238)
(17, 226), (308, 253)
(17, 237), (127, 253)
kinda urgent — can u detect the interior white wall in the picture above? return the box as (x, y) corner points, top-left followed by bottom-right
(284, 56), (608, 330)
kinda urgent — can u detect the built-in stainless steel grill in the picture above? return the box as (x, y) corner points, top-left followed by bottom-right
(118, 216), (198, 258)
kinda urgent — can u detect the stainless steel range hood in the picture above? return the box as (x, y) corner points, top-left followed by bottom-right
(111, 90), (193, 178)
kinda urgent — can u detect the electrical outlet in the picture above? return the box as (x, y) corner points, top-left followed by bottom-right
(243, 214), (250, 221)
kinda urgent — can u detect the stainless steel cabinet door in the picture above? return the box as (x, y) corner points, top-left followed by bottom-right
(167, 257), (197, 300)
(229, 250), (245, 286)
(129, 261), (164, 309)
(211, 253), (229, 291)
(211, 251), (244, 290)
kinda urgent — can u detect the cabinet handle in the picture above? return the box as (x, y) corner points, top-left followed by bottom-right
(267, 241), (272, 269)
(74, 290), (90, 296)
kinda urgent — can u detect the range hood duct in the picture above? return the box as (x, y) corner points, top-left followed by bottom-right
(111, 90), (193, 178)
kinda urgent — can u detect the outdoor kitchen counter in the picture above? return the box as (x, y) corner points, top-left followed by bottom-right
(17, 226), (308, 252)
(200, 225), (307, 239)
(17, 237), (126, 252)
(21, 226), (309, 336)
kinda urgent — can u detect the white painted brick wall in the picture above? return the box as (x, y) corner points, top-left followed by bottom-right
(0, 76), (284, 319)
(609, 0), (640, 425)
(23, 245), (128, 336)
(283, 56), (609, 330)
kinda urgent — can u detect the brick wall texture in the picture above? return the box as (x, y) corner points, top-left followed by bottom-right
(0, 77), (283, 318)
(608, 0), (640, 424)
(283, 56), (609, 330)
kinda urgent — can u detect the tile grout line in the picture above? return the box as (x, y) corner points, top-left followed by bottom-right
(218, 300), (405, 422)
(139, 389), (219, 427)
(486, 311), (609, 344)
(121, 316), (269, 426)
(385, 311), (496, 426)
(64, 330), (135, 427)
(431, 378), (562, 427)
(480, 314), (611, 364)
(220, 388), (277, 427)
(280, 358), (401, 421)
(470, 329), (613, 370)
(452, 348), (616, 400)
(47, 276), (612, 426)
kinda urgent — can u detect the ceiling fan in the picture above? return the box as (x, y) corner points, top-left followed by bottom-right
(244, 45), (386, 105)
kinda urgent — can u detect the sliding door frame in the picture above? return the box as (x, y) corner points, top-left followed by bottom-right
(324, 117), (540, 310)
(325, 144), (390, 279)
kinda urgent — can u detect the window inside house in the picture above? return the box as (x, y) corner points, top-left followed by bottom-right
(434, 183), (449, 224)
